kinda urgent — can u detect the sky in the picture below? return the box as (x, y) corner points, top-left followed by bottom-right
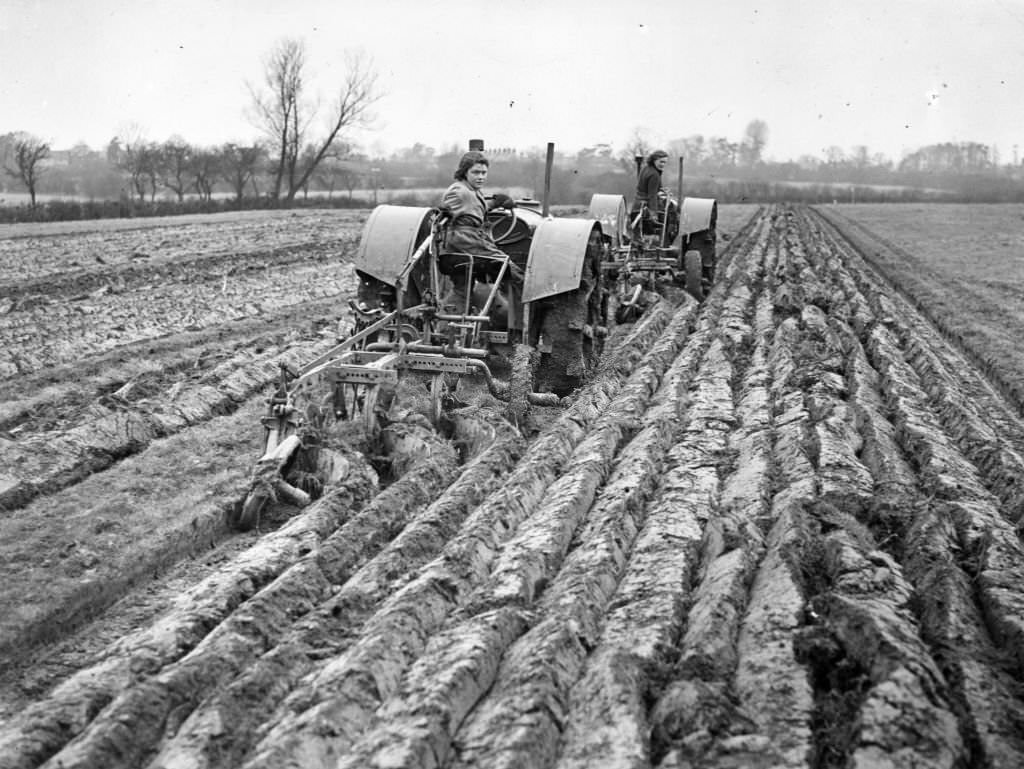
(3, 0), (1024, 163)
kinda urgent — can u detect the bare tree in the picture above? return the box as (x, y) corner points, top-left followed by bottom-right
(740, 119), (769, 166)
(251, 38), (304, 201)
(158, 139), (193, 202)
(336, 157), (367, 200)
(4, 133), (50, 208)
(115, 127), (159, 202)
(136, 144), (161, 203)
(618, 129), (653, 175)
(668, 135), (707, 167)
(298, 143), (319, 199)
(825, 146), (846, 165)
(220, 142), (265, 203)
(708, 137), (740, 168)
(249, 39), (379, 205)
(311, 143), (358, 199)
(190, 148), (220, 202)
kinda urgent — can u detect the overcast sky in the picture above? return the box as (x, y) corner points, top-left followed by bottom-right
(3, 0), (1024, 163)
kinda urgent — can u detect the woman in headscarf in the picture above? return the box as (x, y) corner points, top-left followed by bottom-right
(630, 149), (669, 239)
(437, 150), (522, 314)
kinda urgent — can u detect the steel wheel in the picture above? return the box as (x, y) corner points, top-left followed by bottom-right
(333, 382), (382, 438)
(429, 374), (448, 427)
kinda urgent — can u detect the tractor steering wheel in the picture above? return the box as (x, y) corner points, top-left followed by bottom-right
(487, 206), (519, 245)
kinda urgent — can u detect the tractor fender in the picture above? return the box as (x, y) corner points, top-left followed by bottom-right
(679, 197), (717, 235)
(522, 218), (600, 303)
(354, 205), (434, 286)
(588, 193), (629, 248)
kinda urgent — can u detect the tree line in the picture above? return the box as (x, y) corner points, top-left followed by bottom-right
(4, 38), (1024, 222)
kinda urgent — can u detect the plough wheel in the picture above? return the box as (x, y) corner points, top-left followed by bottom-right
(614, 283), (643, 324)
(334, 382), (382, 438)
(429, 373), (448, 427)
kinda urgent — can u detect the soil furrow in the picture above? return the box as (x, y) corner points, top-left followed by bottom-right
(804, 524), (966, 767)
(0, 453), (378, 769)
(805, 209), (1024, 522)
(435, 314), (717, 769)
(0, 329), (344, 513)
(0, 241), (348, 302)
(0, 286), (351, 434)
(647, 221), (778, 769)
(234, 302), (687, 769)
(773, 251), (967, 766)
(235, 303), (692, 765)
(553, 232), (773, 769)
(4, 204), (1022, 769)
(336, 289), (729, 769)
(149, 420), (524, 769)
(0, 400), (276, 676)
(811, 206), (1024, 418)
(713, 237), (819, 767)
(867, 330), (1024, 748)
(0, 209), (363, 293)
(14, 422), (456, 769)
(798, 208), (1024, 765)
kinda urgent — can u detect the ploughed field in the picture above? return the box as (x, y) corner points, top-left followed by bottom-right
(2, 204), (1024, 768)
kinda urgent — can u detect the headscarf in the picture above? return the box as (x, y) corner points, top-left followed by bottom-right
(454, 150), (489, 181)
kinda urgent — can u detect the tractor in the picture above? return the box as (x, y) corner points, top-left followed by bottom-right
(237, 141), (609, 529)
(589, 156), (717, 317)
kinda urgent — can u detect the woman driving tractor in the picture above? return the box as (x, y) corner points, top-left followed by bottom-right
(438, 150), (523, 315)
(630, 149), (670, 240)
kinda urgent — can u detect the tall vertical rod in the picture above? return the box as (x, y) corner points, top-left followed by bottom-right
(542, 142), (555, 217)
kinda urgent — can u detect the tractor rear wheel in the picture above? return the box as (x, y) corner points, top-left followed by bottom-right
(684, 249), (704, 301)
(533, 229), (603, 395)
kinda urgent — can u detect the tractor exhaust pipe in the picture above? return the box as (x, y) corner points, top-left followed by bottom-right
(541, 142), (555, 217)
(677, 156), (684, 204)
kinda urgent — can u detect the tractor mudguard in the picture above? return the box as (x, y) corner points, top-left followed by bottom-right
(588, 193), (629, 248)
(679, 197), (717, 236)
(354, 205), (434, 286)
(522, 218), (601, 303)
